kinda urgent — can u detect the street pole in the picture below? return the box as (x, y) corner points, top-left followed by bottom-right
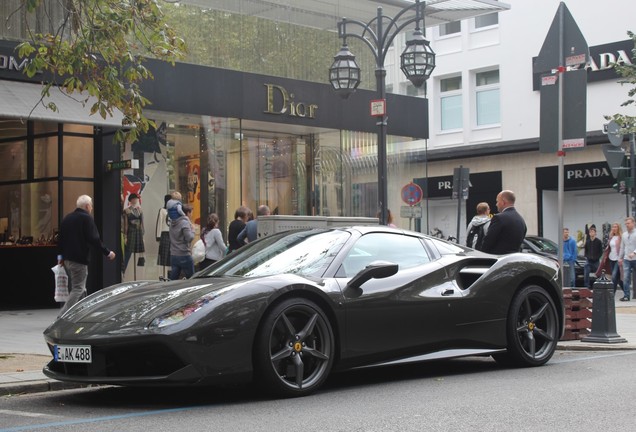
(631, 132), (636, 217)
(329, 0), (434, 227)
(557, 8), (565, 286)
(375, 8), (388, 226)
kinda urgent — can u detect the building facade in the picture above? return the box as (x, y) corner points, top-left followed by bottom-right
(1, 0), (634, 305)
(382, 0), (636, 244)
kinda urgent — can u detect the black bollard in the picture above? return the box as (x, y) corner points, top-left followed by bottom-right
(581, 271), (627, 344)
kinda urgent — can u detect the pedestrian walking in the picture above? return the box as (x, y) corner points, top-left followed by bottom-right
(466, 202), (491, 251)
(618, 216), (636, 301)
(57, 195), (116, 316)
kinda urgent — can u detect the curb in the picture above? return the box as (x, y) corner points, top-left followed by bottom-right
(0, 379), (95, 397)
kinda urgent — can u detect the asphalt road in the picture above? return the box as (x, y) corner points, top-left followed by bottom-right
(2, 350), (636, 432)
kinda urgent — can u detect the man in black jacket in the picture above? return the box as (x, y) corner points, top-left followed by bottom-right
(584, 225), (603, 287)
(481, 190), (527, 255)
(58, 195), (116, 315)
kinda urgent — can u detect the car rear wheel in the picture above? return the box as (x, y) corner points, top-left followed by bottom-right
(254, 297), (334, 397)
(494, 285), (558, 367)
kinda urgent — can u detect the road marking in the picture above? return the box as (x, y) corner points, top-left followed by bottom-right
(0, 409), (62, 419)
(551, 350), (636, 364)
(0, 406), (201, 432)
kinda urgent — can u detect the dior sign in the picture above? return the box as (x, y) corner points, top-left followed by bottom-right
(0, 54), (29, 72)
(264, 84), (318, 119)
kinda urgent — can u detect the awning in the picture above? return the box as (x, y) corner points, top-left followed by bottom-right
(183, 0), (511, 31)
(0, 80), (124, 127)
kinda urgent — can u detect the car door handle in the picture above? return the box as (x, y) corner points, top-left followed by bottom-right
(442, 288), (455, 296)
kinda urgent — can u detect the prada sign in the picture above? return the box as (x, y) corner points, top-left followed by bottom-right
(537, 162), (614, 190)
(533, 39), (633, 90)
(264, 84), (318, 119)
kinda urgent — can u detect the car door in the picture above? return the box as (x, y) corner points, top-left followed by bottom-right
(336, 232), (458, 363)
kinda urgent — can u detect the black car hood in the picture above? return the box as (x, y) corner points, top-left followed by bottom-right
(59, 276), (270, 328)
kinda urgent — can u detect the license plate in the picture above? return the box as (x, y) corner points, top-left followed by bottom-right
(54, 345), (92, 363)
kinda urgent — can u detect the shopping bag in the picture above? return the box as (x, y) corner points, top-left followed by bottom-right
(192, 239), (206, 264)
(51, 264), (69, 302)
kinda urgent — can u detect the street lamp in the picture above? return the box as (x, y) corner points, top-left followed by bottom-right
(329, 0), (435, 225)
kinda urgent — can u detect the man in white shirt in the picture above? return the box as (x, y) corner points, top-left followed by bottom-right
(618, 216), (636, 301)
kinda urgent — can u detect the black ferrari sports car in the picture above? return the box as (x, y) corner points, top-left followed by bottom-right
(44, 226), (564, 397)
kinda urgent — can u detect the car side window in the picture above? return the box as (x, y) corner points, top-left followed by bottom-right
(340, 233), (431, 277)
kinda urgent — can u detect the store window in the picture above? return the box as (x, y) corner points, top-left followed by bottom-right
(440, 76), (462, 131)
(62, 125), (94, 178)
(0, 140), (26, 181)
(0, 119), (95, 246)
(34, 137), (58, 179)
(475, 69), (500, 126)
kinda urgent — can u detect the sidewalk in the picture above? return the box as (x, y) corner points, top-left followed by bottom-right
(2, 293), (636, 396)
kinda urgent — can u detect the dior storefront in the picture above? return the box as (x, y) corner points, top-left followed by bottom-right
(0, 39), (429, 306)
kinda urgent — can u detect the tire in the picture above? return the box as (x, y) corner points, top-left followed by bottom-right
(493, 285), (558, 368)
(254, 298), (334, 397)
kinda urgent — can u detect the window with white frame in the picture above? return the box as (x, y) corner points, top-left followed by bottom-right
(474, 12), (498, 29)
(475, 69), (500, 126)
(439, 21), (460, 37)
(440, 76), (462, 131)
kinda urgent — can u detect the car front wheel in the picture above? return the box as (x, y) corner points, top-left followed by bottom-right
(254, 297), (334, 397)
(494, 285), (559, 367)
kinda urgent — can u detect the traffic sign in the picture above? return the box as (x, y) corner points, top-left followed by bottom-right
(401, 182), (423, 206)
(535, 3), (589, 154)
(602, 144), (627, 179)
(606, 120), (624, 147)
(400, 205), (422, 219)
(370, 99), (385, 117)
(534, 3), (589, 74)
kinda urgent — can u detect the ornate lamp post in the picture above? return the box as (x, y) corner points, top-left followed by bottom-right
(329, 0), (435, 225)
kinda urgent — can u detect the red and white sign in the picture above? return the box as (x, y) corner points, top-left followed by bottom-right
(563, 138), (585, 149)
(401, 182), (423, 206)
(370, 99), (385, 117)
(542, 75), (557, 86)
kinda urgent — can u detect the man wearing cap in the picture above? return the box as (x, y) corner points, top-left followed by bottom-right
(584, 224), (603, 288)
(58, 195), (116, 316)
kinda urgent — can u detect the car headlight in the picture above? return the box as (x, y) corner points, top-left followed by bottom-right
(148, 292), (220, 329)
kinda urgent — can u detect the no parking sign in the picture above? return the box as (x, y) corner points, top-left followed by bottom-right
(401, 182), (423, 206)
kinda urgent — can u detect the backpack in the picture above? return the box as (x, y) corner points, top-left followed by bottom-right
(466, 224), (486, 250)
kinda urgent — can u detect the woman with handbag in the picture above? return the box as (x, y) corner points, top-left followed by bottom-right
(199, 213), (226, 270)
(597, 222), (623, 293)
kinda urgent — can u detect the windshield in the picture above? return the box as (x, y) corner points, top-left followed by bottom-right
(198, 229), (351, 278)
(525, 237), (557, 254)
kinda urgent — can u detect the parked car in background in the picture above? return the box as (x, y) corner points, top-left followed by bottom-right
(521, 236), (585, 287)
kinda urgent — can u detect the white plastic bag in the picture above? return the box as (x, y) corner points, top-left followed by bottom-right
(51, 264), (69, 302)
(192, 239), (206, 264)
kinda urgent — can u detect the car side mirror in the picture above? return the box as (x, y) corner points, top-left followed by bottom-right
(346, 261), (399, 292)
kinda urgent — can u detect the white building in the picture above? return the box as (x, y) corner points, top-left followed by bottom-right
(383, 0), (636, 244)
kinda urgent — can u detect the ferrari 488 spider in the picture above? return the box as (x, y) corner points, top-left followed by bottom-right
(44, 226), (564, 397)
